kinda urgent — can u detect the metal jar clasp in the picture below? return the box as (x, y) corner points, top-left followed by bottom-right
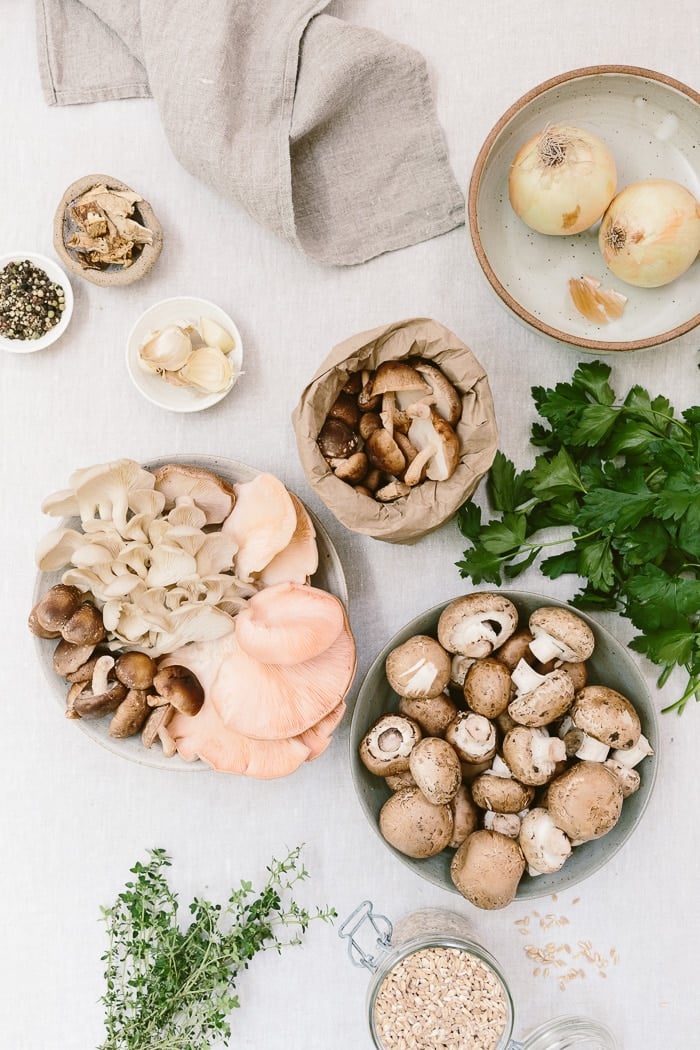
(338, 900), (393, 973)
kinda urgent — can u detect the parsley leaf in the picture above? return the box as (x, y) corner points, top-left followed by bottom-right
(456, 362), (700, 713)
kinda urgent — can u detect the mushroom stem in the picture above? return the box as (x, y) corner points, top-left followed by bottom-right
(511, 659), (548, 694)
(91, 654), (115, 696)
(528, 632), (569, 664)
(574, 733), (610, 762)
(610, 734), (654, 768)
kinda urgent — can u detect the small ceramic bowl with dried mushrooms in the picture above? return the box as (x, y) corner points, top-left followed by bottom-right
(53, 173), (163, 287)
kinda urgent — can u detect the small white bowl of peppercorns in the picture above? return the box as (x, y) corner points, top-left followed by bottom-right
(0, 252), (74, 353)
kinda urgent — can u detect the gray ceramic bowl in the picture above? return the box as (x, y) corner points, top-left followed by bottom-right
(350, 590), (658, 901)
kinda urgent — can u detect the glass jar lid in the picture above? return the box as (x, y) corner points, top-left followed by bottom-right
(512, 1015), (618, 1050)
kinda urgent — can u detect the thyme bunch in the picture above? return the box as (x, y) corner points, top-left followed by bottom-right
(99, 845), (336, 1050)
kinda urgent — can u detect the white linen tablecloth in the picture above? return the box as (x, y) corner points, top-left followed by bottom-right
(1, 2), (699, 1047)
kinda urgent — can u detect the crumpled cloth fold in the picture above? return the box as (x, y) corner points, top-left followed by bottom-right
(36, 0), (465, 265)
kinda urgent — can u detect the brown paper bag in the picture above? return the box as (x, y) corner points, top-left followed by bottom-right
(292, 318), (499, 543)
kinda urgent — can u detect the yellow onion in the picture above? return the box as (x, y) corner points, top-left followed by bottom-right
(598, 178), (700, 288)
(509, 125), (617, 235)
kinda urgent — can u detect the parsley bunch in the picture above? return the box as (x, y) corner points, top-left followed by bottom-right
(99, 845), (336, 1050)
(456, 360), (700, 713)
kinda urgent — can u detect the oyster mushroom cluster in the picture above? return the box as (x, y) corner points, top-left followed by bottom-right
(359, 593), (653, 909)
(30, 460), (356, 776)
(317, 357), (462, 501)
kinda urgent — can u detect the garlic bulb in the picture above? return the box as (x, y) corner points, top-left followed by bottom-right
(139, 325), (193, 373)
(178, 346), (233, 394)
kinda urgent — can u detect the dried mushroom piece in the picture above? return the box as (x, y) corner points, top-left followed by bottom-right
(66, 183), (154, 271)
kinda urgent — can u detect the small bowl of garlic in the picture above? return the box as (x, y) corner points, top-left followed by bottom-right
(126, 296), (243, 412)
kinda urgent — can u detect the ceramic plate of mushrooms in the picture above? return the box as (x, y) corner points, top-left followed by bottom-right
(351, 590), (658, 905)
(29, 454), (349, 772)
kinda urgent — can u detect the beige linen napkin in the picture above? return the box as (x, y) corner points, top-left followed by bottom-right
(36, 0), (464, 265)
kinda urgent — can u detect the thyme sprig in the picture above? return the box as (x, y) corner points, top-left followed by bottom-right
(99, 845), (336, 1050)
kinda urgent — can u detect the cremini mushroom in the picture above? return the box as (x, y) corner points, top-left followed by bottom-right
(385, 635), (452, 699)
(463, 658), (512, 719)
(527, 606), (595, 665)
(470, 771), (535, 814)
(437, 593), (519, 659)
(507, 665), (575, 727)
(385, 769), (417, 791)
(330, 452), (368, 484)
(398, 692), (459, 737)
(450, 829), (526, 909)
(493, 629), (535, 671)
(359, 713), (422, 776)
(445, 711), (497, 764)
(370, 360), (430, 437)
(603, 758), (641, 797)
(545, 761), (624, 843)
(365, 427), (406, 476)
(483, 811), (522, 839)
(570, 685), (641, 751)
(448, 784), (480, 848)
(408, 737), (462, 805)
(501, 726), (567, 786)
(379, 786), (454, 859)
(518, 807), (572, 876)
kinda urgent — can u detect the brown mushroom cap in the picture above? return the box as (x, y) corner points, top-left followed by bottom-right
(370, 361), (430, 396)
(448, 784), (481, 848)
(379, 786), (454, 859)
(398, 692), (459, 737)
(470, 772), (535, 814)
(409, 359), (463, 426)
(359, 713), (422, 776)
(29, 584), (83, 636)
(496, 630), (535, 671)
(115, 651), (157, 690)
(450, 829), (526, 909)
(502, 726), (567, 786)
(508, 668), (575, 727)
(109, 689), (151, 738)
(528, 607), (595, 664)
(365, 428), (406, 476)
(53, 638), (97, 677)
(318, 418), (360, 460)
(437, 593), (519, 658)
(570, 685), (641, 750)
(545, 761), (624, 843)
(408, 737), (462, 805)
(463, 658), (512, 719)
(153, 665), (204, 716)
(61, 602), (107, 646)
(385, 635), (452, 699)
(328, 391), (360, 429)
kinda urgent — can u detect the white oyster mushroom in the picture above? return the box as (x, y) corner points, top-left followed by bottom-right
(195, 533), (239, 576)
(167, 497), (208, 529)
(128, 488), (166, 521)
(145, 544), (198, 588)
(71, 460), (157, 533)
(35, 527), (86, 572)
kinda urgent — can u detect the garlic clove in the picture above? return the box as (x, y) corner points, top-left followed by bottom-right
(178, 346), (233, 394)
(569, 275), (627, 324)
(139, 325), (193, 372)
(199, 316), (235, 353)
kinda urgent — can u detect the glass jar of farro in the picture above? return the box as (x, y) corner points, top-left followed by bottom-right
(339, 903), (617, 1050)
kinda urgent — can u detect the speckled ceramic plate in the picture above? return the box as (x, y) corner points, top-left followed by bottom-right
(468, 66), (700, 352)
(32, 455), (348, 771)
(350, 590), (658, 902)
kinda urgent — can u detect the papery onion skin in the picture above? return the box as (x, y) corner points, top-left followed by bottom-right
(598, 178), (700, 288)
(509, 125), (617, 236)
